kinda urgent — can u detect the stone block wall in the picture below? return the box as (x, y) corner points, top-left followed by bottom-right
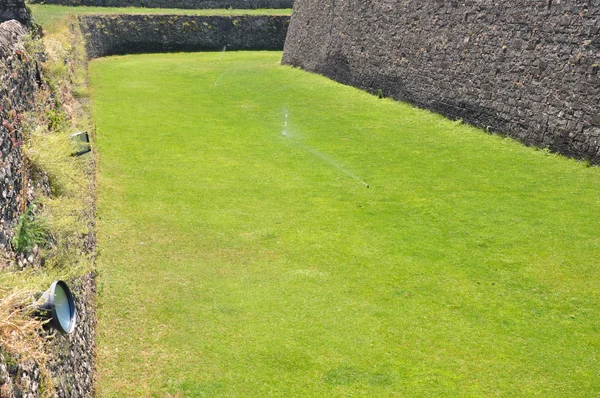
(79, 14), (290, 58)
(283, 0), (600, 163)
(28, 0), (293, 9)
(0, 20), (40, 256)
(0, 4), (96, 397)
(0, 0), (31, 26)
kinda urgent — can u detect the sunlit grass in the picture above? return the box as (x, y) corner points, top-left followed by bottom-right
(90, 51), (600, 397)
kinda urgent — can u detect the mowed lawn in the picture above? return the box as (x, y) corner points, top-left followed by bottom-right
(90, 52), (600, 397)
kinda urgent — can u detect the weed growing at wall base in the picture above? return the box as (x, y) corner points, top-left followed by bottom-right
(12, 206), (48, 254)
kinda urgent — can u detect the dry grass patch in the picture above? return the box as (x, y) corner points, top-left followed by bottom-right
(0, 289), (53, 396)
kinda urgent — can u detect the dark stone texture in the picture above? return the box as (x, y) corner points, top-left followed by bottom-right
(0, 0), (31, 26)
(79, 14), (290, 58)
(0, 20), (39, 254)
(0, 11), (96, 398)
(0, 353), (40, 398)
(28, 0), (293, 9)
(283, 0), (600, 163)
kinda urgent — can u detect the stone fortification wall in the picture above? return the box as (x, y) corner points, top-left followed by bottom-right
(0, 6), (96, 397)
(0, 20), (40, 257)
(28, 0), (293, 9)
(0, 0), (31, 26)
(80, 14), (290, 58)
(283, 0), (600, 163)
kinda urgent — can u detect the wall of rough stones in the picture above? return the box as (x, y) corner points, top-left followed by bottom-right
(0, 0), (31, 26)
(28, 0), (293, 9)
(283, 0), (600, 163)
(80, 14), (290, 58)
(0, 7), (96, 397)
(0, 20), (40, 261)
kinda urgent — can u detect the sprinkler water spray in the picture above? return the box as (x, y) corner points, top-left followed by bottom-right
(282, 111), (289, 136)
(281, 109), (370, 188)
(213, 63), (233, 86)
(242, 86), (289, 108)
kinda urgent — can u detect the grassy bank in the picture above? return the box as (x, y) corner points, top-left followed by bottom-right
(90, 51), (600, 396)
(0, 6), (94, 395)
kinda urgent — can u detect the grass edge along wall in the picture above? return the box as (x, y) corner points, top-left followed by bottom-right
(282, 0), (600, 164)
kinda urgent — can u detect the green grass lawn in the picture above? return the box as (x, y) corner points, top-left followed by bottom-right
(90, 51), (600, 397)
(30, 5), (291, 33)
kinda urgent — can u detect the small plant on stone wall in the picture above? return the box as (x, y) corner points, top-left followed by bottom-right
(46, 108), (65, 131)
(12, 205), (48, 255)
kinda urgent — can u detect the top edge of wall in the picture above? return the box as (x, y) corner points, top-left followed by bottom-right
(28, 0), (294, 9)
